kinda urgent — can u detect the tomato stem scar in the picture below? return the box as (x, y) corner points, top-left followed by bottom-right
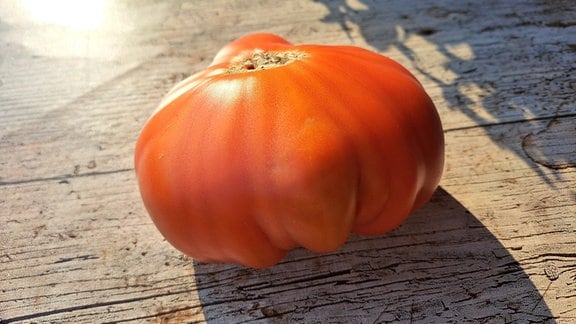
(228, 50), (307, 73)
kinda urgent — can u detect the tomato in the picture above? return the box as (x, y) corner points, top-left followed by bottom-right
(134, 33), (444, 268)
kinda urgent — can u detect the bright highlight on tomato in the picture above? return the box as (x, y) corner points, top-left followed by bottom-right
(135, 33), (444, 268)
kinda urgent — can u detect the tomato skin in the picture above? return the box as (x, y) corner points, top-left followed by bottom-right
(134, 33), (444, 268)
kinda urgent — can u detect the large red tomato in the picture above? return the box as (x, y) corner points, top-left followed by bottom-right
(135, 33), (444, 268)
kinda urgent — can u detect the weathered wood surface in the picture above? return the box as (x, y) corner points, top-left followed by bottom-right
(1, 0), (575, 322)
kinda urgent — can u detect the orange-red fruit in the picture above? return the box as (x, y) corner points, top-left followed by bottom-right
(134, 33), (444, 268)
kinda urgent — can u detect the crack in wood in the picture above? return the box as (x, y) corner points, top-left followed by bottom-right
(0, 168), (134, 186)
(444, 112), (576, 133)
(237, 269), (352, 291)
(55, 254), (100, 264)
(522, 118), (576, 170)
(0, 289), (203, 323)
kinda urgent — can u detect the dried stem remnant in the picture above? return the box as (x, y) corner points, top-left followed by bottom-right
(228, 50), (307, 73)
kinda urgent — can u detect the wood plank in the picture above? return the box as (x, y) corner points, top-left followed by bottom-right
(2, 0), (574, 184)
(0, 57), (199, 184)
(2, 136), (576, 322)
(1, 170), (205, 323)
(308, 0), (576, 129)
(1, 119), (574, 323)
(1, 0), (575, 322)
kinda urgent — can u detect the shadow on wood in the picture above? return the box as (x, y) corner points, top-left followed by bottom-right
(193, 188), (554, 322)
(314, 0), (576, 186)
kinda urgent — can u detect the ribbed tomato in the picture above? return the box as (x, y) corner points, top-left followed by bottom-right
(134, 33), (444, 268)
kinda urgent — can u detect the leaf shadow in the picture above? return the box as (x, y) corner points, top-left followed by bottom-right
(193, 188), (554, 322)
(313, 0), (576, 187)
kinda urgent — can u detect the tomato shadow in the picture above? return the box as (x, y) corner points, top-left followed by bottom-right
(192, 188), (554, 322)
(313, 0), (576, 187)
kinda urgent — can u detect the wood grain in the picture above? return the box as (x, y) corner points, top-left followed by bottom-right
(1, 0), (574, 322)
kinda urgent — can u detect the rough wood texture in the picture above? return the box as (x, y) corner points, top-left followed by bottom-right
(1, 0), (575, 322)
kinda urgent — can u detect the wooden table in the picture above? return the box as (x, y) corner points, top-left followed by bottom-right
(1, 0), (574, 322)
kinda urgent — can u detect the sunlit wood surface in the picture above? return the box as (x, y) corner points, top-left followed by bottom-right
(1, 0), (575, 323)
